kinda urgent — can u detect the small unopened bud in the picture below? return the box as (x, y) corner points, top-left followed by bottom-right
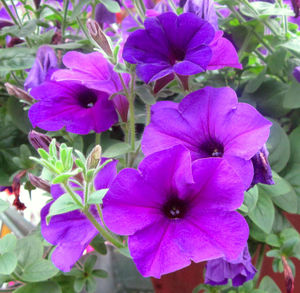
(28, 174), (51, 193)
(87, 145), (102, 169)
(28, 130), (53, 152)
(5, 82), (34, 104)
(86, 19), (113, 57)
(282, 256), (294, 293)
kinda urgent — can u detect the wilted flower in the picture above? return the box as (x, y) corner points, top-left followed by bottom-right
(250, 145), (274, 188)
(205, 245), (257, 287)
(53, 51), (129, 121)
(103, 145), (249, 278)
(122, 12), (241, 89)
(29, 81), (118, 135)
(24, 45), (58, 91)
(142, 86), (272, 189)
(41, 159), (117, 272)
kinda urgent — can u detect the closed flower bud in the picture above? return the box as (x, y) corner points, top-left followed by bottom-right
(28, 173), (51, 193)
(87, 145), (102, 169)
(86, 19), (113, 57)
(28, 130), (53, 152)
(5, 82), (34, 104)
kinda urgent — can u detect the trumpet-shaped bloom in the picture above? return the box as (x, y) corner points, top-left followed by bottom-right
(41, 159), (117, 272)
(102, 145), (249, 278)
(122, 12), (241, 84)
(142, 87), (272, 189)
(29, 81), (117, 135)
(24, 45), (58, 91)
(53, 51), (129, 121)
(205, 245), (257, 287)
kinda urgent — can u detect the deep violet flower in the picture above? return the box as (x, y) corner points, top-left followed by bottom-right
(53, 51), (129, 121)
(293, 66), (300, 82)
(41, 159), (117, 272)
(250, 145), (274, 188)
(24, 45), (58, 91)
(205, 245), (257, 287)
(95, 3), (116, 25)
(183, 0), (218, 30)
(28, 81), (118, 135)
(0, 6), (13, 29)
(0, 186), (13, 194)
(142, 86), (272, 189)
(102, 145), (249, 278)
(122, 12), (241, 86)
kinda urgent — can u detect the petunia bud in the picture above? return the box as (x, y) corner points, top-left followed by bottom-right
(28, 130), (53, 152)
(86, 19), (113, 57)
(282, 256), (294, 293)
(28, 173), (51, 193)
(12, 170), (27, 210)
(293, 66), (300, 83)
(87, 145), (102, 169)
(5, 82), (34, 104)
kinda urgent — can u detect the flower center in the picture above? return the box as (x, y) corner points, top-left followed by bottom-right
(200, 139), (224, 158)
(170, 48), (186, 65)
(162, 198), (187, 219)
(77, 89), (97, 108)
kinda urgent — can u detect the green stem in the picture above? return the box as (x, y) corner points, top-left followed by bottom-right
(63, 183), (84, 207)
(95, 133), (101, 146)
(76, 16), (90, 40)
(129, 74), (136, 151)
(167, 0), (177, 13)
(62, 0), (70, 38)
(84, 210), (124, 248)
(84, 182), (89, 205)
(278, 0), (288, 35)
(0, 0), (21, 28)
(254, 244), (265, 287)
(120, 0), (143, 26)
(146, 104), (151, 126)
(10, 0), (22, 26)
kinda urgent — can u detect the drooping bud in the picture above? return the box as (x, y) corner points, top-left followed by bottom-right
(28, 173), (51, 193)
(12, 170), (27, 210)
(282, 256), (294, 293)
(5, 82), (34, 104)
(86, 19), (113, 57)
(28, 130), (53, 152)
(87, 145), (102, 169)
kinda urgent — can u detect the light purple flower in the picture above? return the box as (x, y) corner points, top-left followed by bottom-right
(0, 6), (13, 29)
(250, 145), (274, 188)
(41, 159), (117, 272)
(122, 12), (241, 86)
(103, 145), (249, 278)
(28, 81), (118, 135)
(142, 86), (272, 189)
(95, 3), (116, 25)
(53, 51), (129, 122)
(293, 66), (300, 82)
(183, 0), (218, 30)
(205, 245), (257, 287)
(24, 45), (58, 91)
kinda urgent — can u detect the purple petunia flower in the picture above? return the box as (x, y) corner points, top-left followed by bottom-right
(53, 51), (129, 122)
(28, 81), (118, 135)
(183, 0), (218, 30)
(95, 3), (116, 25)
(0, 6), (13, 29)
(293, 66), (300, 82)
(0, 186), (13, 194)
(24, 45), (58, 91)
(250, 145), (274, 188)
(122, 12), (241, 88)
(142, 86), (272, 189)
(205, 245), (257, 287)
(41, 159), (117, 272)
(102, 145), (249, 278)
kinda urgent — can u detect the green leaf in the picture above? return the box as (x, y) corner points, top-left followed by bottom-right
(92, 269), (108, 278)
(88, 189), (108, 205)
(280, 38), (300, 55)
(14, 281), (62, 293)
(248, 188), (275, 233)
(0, 199), (9, 213)
(0, 252), (17, 274)
(47, 193), (82, 224)
(259, 276), (281, 293)
(102, 142), (131, 158)
(84, 255), (97, 273)
(90, 235), (107, 255)
(266, 249), (281, 258)
(244, 68), (266, 93)
(16, 235), (43, 268)
(86, 276), (97, 293)
(21, 259), (59, 282)
(52, 174), (72, 184)
(243, 185), (259, 213)
(283, 80), (300, 109)
(136, 86), (156, 105)
(265, 234), (281, 247)
(267, 120), (290, 172)
(0, 20), (37, 37)
(97, 0), (121, 13)
(71, 0), (91, 18)
(0, 234), (16, 254)
(74, 278), (85, 293)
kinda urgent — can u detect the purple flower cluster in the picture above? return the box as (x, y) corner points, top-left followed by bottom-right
(32, 9), (274, 287)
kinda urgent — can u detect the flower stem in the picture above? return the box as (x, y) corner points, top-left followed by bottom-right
(10, 0), (22, 27)
(62, 0), (70, 38)
(95, 133), (101, 146)
(0, 0), (21, 28)
(129, 73), (136, 151)
(63, 183), (84, 207)
(254, 243), (265, 287)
